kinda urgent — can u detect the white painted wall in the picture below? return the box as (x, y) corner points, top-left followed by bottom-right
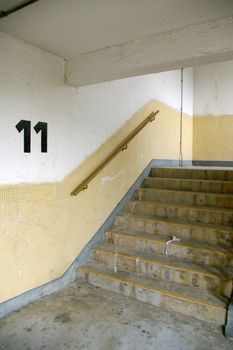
(194, 59), (233, 116)
(0, 32), (193, 184)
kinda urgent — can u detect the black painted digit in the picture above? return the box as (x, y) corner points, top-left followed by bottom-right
(15, 120), (31, 153)
(34, 122), (48, 153)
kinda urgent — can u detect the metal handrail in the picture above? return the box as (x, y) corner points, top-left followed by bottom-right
(71, 110), (159, 196)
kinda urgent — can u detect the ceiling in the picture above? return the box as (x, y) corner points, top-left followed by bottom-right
(0, 0), (26, 11)
(0, 0), (233, 59)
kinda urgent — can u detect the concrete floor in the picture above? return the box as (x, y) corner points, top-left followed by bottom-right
(0, 281), (232, 350)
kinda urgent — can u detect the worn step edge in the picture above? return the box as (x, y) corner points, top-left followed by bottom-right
(93, 244), (231, 281)
(116, 213), (233, 234)
(127, 200), (233, 215)
(150, 168), (233, 180)
(136, 187), (233, 199)
(79, 265), (226, 310)
(144, 176), (233, 185)
(107, 229), (233, 258)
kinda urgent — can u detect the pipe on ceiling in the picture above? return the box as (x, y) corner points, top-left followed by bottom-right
(0, 0), (39, 19)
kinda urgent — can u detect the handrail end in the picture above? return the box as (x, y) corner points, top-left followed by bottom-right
(71, 184), (88, 196)
(149, 110), (159, 122)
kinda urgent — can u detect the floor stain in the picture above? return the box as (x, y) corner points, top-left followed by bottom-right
(54, 312), (71, 324)
(0, 281), (232, 350)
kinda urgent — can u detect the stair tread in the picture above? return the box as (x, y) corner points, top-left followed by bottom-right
(117, 212), (233, 232)
(108, 228), (233, 256)
(80, 262), (228, 308)
(129, 199), (233, 214)
(152, 167), (233, 170)
(93, 243), (233, 280)
(138, 187), (233, 198)
(146, 176), (233, 184)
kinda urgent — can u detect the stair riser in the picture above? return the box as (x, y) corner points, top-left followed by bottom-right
(143, 178), (233, 194)
(105, 232), (233, 269)
(92, 248), (232, 297)
(126, 202), (233, 226)
(151, 168), (233, 181)
(135, 189), (233, 209)
(78, 269), (226, 325)
(114, 215), (233, 247)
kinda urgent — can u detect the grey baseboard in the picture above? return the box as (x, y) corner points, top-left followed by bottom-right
(225, 297), (233, 340)
(193, 160), (233, 167)
(152, 159), (192, 167)
(0, 158), (190, 318)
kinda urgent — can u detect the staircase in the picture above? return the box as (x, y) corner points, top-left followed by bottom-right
(78, 167), (233, 325)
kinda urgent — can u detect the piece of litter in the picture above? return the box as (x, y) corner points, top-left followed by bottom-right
(114, 251), (118, 273)
(164, 235), (181, 255)
(131, 202), (136, 214)
(136, 257), (140, 273)
(122, 320), (129, 325)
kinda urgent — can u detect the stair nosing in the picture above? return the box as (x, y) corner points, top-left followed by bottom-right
(116, 212), (233, 233)
(107, 229), (233, 257)
(93, 244), (231, 280)
(145, 176), (233, 184)
(80, 265), (227, 309)
(137, 187), (233, 198)
(128, 199), (233, 214)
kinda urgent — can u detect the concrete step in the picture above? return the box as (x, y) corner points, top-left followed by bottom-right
(115, 213), (233, 247)
(78, 263), (228, 325)
(143, 177), (233, 194)
(126, 200), (233, 226)
(92, 244), (232, 297)
(105, 229), (233, 270)
(79, 167), (233, 326)
(151, 168), (233, 181)
(134, 188), (233, 209)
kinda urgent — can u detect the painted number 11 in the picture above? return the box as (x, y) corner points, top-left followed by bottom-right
(16, 120), (48, 153)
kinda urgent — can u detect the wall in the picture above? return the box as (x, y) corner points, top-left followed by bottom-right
(0, 32), (193, 185)
(193, 60), (233, 162)
(0, 32), (193, 303)
(0, 100), (192, 304)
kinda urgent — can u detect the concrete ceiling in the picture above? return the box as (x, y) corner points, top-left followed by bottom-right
(0, 0), (25, 11)
(0, 0), (233, 59)
(0, 0), (233, 87)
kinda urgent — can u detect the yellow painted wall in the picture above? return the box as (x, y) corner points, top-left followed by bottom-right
(193, 115), (233, 161)
(0, 100), (192, 303)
